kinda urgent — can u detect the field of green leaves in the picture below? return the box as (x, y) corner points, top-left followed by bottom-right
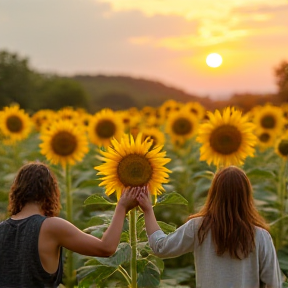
(0, 101), (287, 287)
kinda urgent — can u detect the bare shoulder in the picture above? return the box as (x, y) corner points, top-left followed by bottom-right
(42, 217), (77, 234)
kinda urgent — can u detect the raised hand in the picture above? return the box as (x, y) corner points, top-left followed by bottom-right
(118, 186), (141, 213)
(137, 186), (153, 213)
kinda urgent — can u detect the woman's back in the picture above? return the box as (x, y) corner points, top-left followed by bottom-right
(0, 214), (62, 288)
(149, 217), (282, 288)
(192, 217), (282, 288)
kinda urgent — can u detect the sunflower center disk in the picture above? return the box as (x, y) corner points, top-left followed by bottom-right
(51, 131), (77, 156)
(96, 119), (116, 138)
(261, 115), (276, 129)
(172, 117), (193, 136)
(117, 154), (152, 187)
(6, 116), (23, 132)
(190, 108), (198, 115)
(210, 125), (242, 155)
(279, 140), (288, 156)
(259, 133), (270, 143)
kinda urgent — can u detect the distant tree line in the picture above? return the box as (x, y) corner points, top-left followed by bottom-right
(0, 50), (89, 113)
(0, 50), (287, 114)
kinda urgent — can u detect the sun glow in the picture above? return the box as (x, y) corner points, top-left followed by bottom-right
(206, 53), (223, 68)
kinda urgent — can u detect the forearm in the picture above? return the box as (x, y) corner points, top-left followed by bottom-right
(144, 208), (161, 236)
(101, 204), (126, 253)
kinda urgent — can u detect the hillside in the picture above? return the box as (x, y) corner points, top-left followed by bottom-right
(72, 74), (215, 112)
(72, 74), (281, 113)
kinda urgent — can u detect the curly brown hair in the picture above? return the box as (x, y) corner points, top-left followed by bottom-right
(8, 162), (61, 217)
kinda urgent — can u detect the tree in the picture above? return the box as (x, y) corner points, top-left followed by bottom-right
(0, 50), (38, 110)
(38, 76), (90, 111)
(0, 50), (90, 112)
(274, 60), (288, 103)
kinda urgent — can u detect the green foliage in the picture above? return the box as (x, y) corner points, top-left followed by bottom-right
(0, 50), (39, 111)
(37, 76), (90, 111)
(84, 194), (116, 206)
(0, 50), (90, 112)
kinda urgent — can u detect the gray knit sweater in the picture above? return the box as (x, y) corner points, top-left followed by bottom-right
(148, 217), (283, 288)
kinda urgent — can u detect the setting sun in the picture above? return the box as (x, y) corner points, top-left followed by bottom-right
(206, 53), (223, 68)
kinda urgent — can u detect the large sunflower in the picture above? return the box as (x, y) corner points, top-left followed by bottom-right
(166, 108), (199, 145)
(196, 107), (257, 167)
(95, 133), (171, 200)
(88, 109), (124, 147)
(40, 120), (89, 167)
(0, 105), (33, 142)
(275, 133), (288, 159)
(252, 104), (284, 134)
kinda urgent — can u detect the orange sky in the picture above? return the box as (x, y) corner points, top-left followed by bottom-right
(0, 0), (287, 99)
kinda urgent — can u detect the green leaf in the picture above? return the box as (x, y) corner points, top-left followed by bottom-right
(146, 254), (165, 274)
(136, 215), (146, 238)
(157, 221), (176, 234)
(156, 192), (188, 206)
(120, 231), (130, 242)
(83, 224), (108, 238)
(191, 170), (214, 180)
(277, 245), (288, 277)
(94, 243), (132, 267)
(84, 194), (116, 205)
(78, 265), (116, 287)
(246, 168), (275, 179)
(137, 259), (161, 288)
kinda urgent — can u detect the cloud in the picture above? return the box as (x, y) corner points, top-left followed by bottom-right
(0, 0), (287, 96)
(98, 0), (288, 51)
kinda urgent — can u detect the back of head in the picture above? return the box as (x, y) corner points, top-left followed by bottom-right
(8, 162), (61, 217)
(191, 166), (268, 259)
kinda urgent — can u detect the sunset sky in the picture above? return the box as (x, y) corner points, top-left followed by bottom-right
(0, 0), (287, 99)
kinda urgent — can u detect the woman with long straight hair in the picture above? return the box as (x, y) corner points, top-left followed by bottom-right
(137, 166), (283, 288)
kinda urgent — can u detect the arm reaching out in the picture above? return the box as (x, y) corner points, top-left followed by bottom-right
(44, 186), (140, 257)
(137, 187), (195, 258)
(137, 186), (161, 236)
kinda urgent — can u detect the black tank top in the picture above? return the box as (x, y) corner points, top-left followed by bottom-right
(0, 214), (63, 288)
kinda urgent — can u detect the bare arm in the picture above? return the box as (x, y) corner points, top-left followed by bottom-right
(137, 187), (161, 236)
(45, 187), (140, 257)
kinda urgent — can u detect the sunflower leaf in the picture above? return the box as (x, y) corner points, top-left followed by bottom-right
(156, 192), (188, 206)
(94, 243), (132, 267)
(77, 265), (117, 287)
(157, 221), (176, 233)
(84, 194), (116, 205)
(137, 258), (161, 288)
(277, 245), (288, 277)
(246, 168), (275, 179)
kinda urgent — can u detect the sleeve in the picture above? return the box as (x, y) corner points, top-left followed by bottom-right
(148, 219), (195, 258)
(258, 229), (283, 288)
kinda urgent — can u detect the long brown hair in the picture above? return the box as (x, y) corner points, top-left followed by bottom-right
(189, 166), (269, 259)
(8, 162), (61, 217)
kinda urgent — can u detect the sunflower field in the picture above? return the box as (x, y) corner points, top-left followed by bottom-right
(0, 101), (288, 288)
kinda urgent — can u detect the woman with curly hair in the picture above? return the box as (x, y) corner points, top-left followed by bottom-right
(0, 161), (139, 288)
(137, 166), (283, 288)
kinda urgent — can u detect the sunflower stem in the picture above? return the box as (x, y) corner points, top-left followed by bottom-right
(275, 158), (286, 250)
(65, 163), (74, 288)
(129, 207), (138, 288)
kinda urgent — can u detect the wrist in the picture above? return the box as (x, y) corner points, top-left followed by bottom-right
(143, 206), (153, 214)
(116, 202), (127, 214)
